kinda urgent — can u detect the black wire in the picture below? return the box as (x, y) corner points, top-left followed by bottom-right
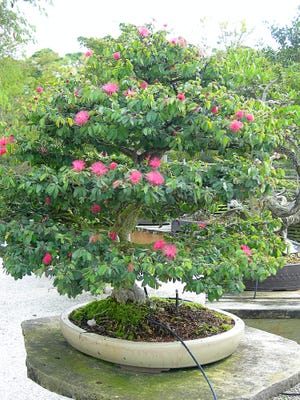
(149, 317), (218, 400)
(281, 393), (300, 396)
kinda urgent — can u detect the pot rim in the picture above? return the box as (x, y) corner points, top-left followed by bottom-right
(60, 300), (245, 345)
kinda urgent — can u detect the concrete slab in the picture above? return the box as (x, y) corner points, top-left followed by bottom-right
(22, 316), (300, 400)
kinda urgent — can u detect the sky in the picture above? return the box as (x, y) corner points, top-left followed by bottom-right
(19, 0), (299, 57)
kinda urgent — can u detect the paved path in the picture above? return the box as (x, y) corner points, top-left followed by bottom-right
(1, 257), (300, 400)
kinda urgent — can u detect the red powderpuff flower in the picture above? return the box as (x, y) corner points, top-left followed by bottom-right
(113, 52), (121, 60)
(235, 110), (244, 119)
(124, 89), (135, 97)
(197, 221), (206, 228)
(138, 27), (149, 37)
(176, 93), (185, 101)
(163, 244), (177, 259)
(148, 157), (161, 169)
(241, 245), (251, 256)
(169, 37), (186, 47)
(45, 197), (51, 205)
(129, 169), (143, 184)
(84, 49), (93, 57)
(153, 239), (166, 250)
(146, 171), (164, 186)
(43, 252), (52, 265)
(229, 120), (244, 132)
(36, 86), (43, 93)
(0, 147), (7, 156)
(109, 232), (118, 240)
(102, 82), (119, 95)
(0, 137), (7, 146)
(212, 106), (219, 115)
(91, 161), (108, 176)
(246, 113), (254, 122)
(72, 159), (86, 172)
(91, 204), (101, 213)
(74, 110), (89, 126)
(140, 81), (148, 89)
(109, 162), (118, 170)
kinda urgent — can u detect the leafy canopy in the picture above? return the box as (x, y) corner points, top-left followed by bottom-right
(0, 23), (285, 301)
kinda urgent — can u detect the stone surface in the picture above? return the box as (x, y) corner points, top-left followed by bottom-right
(22, 316), (300, 400)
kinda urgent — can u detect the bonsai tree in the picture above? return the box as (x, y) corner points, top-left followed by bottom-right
(0, 23), (285, 302)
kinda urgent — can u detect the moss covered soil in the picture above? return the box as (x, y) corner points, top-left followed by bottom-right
(70, 297), (234, 342)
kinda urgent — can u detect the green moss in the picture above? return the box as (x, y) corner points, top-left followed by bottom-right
(221, 323), (232, 331)
(70, 297), (234, 341)
(71, 297), (151, 339)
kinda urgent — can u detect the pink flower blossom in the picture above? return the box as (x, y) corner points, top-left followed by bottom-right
(140, 81), (148, 89)
(229, 120), (244, 132)
(113, 52), (121, 60)
(109, 232), (118, 240)
(43, 252), (52, 265)
(148, 157), (161, 169)
(138, 27), (149, 37)
(45, 197), (51, 205)
(68, 253), (72, 259)
(91, 204), (101, 213)
(84, 49), (93, 57)
(241, 245), (251, 256)
(36, 86), (43, 93)
(146, 171), (164, 186)
(102, 82), (119, 95)
(212, 106), (219, 115)
(235, 110), (244, 119)
(124, 89), (135, 97)
(129, 169), (143, 184)
(153, 239), (166, 250)
(246, 113), (254, 122)
(91, 161), (108, 176)
(0, 137), (7, 146)
(74, 110), (89, 126)
(172, 131), (178, 136)
(72, 159), (86, 172)
(163, 244), (177, 259)
(169, 37), (186, 47)
(197, 221), (206, 228)
(109, 162), (118, 170)
(0, 147), (7, 156)
(40, 147), (47, 153)
(176, 93), (185, 101)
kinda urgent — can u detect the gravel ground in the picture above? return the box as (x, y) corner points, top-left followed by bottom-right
(1, 257), (299, 400)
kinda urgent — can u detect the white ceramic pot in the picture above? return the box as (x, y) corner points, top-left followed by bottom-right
(60, 303), (244, 370)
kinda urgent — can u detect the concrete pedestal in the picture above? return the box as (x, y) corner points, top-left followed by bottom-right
(22, 316), (300, 400)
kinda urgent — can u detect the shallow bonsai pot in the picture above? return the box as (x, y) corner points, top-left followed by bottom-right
(60, 303), (244, 370)
(244, 263), (300, 291)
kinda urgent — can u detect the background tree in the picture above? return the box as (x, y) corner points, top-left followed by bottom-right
(0, 0), (50, 57)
